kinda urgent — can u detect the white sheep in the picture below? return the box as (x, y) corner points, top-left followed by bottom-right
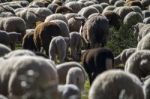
(66, 67), (85, 92)
(49, 36), (67, 64)
(6, 56), (58, 99)
(89, 70), (144, 99)
(56, 62), (87, 85)
(114, 48), (136, 66)
(89, 4), (103, 13)
(143, 77), (150, 99)
(114, 0), (125, 7)
(0, 43), (11, 57)
(3, 49), (36, 59)
(123, 11), (143, 28)
(0, 17), (26, 37)
(69, 32), (82, 61)
(16, 7), (53, 29)
(78, 6), (99, 19)
(143, 17), (150, 24)
(137, 33), (150, 50)
(125, 50), (150, 79)
(58, 84), (81, 99)
(45, 13), (68, 25)
(65, 1), (85, 13)
(102, 5), (116, 13)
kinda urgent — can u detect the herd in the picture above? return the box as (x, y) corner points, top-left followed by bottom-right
(0, 0), (149, 99)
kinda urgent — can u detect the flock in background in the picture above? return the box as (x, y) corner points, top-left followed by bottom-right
(0, 0), (149, 99)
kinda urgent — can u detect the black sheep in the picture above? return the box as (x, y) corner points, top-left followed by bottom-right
(81, 47), (114, 85)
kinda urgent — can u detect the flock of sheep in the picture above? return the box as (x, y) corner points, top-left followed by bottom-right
(0, 0), (149, 99)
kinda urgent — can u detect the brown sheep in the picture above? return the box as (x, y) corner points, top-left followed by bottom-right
(33, 22), (62, 55)
(80, 14), (109, 48)
(126, 1), (143, 9)
(81, 48), (114, 84)
(103, 11), (121, 30)
(22, 32), (37, 52)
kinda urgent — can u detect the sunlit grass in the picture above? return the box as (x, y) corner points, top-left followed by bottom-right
(82, 80), (90, 99)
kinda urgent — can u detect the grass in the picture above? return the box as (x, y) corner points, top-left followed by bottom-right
(82, 80), (90, 99)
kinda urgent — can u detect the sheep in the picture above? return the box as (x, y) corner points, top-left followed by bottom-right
(114, 48), (136, 66)
(0, 95), (7, 99)
(137, 33), (150, 50)
(33, 22), (62, 55)
(102, 11), (121, 30)
(141, 0), (150, 9)
(137, 24), (150, 41)
(50, 20), (70, 37)
(0, 30), (21, 50)
(22, 31), (37, 51)
(0, 5), (15, 14)
(55, 6), (73, 14)
(68, 16), (83, 32)
(3, 49), (36, 59)
(65, 13), (79, 20)
(45, 13), (68, 25)
(96, 0), (109, 4)
(143, 78), (150, 99)
(5, 3), (23, 9)
(6, 56), (58, 99)
(7, 32), (21, 50)
(81, 47), (114, 84)
(0, 12), (15, 17)
(99, 2), (109, 9)
(142, 10), (150, 18)
(84, 1), (96, 6)
(90, 4), (103, 13)
(66, 67), (85, 92)
(102, 5), (116, 13)
(123, 11), (143, 28)
(49, 36), (67, 64)
(0, 43), (11, 57)
(126, 1), (143, 9)
(89, 70), (144, 99)
(69, 32), (82, 61)
(109, 0), (120, 5)
(78, 6), (99, 19)
(65, 1), (85, 13)
(58, 84), (80, 99)
(11, 1), (29, 7)
(0, 30), (12, 48)
(47, 3), (59, 13)
(114, 0), (125, 7)
(143, 17), (150, 24)
(28, 1), (46, 7)
(116, 6), (134, 20)
(132, 22), (145, 40)
(52, 0), (63, 6)
(56, 62), (87, 85)
(125, 50), (150, 79)
(80, 14), (109, 48)
(131, 6), (142, 14)
(0, 17), (26, 38)
(16, 7), (53, 29)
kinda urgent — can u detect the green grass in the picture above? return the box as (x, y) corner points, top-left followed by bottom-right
(82, 80), (90, 99)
